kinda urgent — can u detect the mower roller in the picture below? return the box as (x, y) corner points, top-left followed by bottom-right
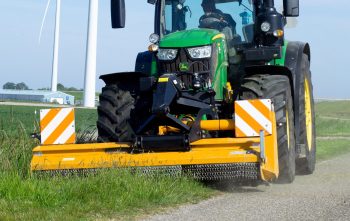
(31, 0), (316, 184)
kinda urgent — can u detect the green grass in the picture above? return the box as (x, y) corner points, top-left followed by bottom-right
(0, 101), (350, 220)
(316, 139), (350, 161)
(0, 171), (212, 221)
(315, 101), (350, 118)
(0, 105), (97, 137)
(316, 101), (350, 137)
(316, 117), (350, 137)
(314, 101), (350, 162)
(0, 105), (214, 220)
(62, 91), (84, 101)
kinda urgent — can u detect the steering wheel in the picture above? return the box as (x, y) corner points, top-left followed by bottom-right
(199, 13), (230, 31)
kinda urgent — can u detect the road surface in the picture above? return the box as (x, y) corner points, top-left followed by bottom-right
(145, 153), (350, 221)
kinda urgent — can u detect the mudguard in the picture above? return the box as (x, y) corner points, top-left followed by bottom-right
(245, 41), (311, 149)
(135, 51), (157, 76)
(285, 41), (311, 147)
(99, 72), (148, 84)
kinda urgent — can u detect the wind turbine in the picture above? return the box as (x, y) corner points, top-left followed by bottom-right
(40, 0), (98, 106)
(39, 0), (61, 92)
(83, 0), (99, 108)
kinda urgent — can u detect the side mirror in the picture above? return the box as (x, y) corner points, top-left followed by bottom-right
(283, 0), (299, 17)
(111, 0), (125, 28)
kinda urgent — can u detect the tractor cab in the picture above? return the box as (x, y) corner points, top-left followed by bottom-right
(159, 0), (255, 45)
(150, 0), (259, 93)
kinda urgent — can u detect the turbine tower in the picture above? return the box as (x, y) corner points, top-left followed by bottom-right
(51, 0), (61, 92)
(39, 0), (61, 92)
(83, 0), (99, 107)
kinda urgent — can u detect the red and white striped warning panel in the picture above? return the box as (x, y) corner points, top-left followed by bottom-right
(235, 99), (274, 137)
(40, 108), (76, 145)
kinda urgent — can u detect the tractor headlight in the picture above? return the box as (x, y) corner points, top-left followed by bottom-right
(157, 48), (178, 61)
(261, 22), (271, 32)
(149, 33), (160, 44)
(187, 46), (212, 59)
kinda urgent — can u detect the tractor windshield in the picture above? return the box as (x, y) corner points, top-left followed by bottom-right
(161, 0), (255, 43)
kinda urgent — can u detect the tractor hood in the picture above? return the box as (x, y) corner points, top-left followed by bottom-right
(159, 29), (221, 48)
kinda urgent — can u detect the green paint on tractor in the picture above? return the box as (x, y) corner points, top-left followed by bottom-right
(159, 29), (220, 48)
(271, 41), (288, 66)
(159, 29), (228, 100)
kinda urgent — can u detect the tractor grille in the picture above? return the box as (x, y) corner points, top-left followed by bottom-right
(158, 48), (211, 88)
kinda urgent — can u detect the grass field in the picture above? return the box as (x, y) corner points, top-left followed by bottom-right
(316, 101), (350, 137)
(0, 101), (349, 220)
(0, 171), (212, 221)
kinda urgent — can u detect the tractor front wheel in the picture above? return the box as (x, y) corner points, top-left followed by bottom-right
(97, 84), (135, 142)
(239, 75), (296, 183)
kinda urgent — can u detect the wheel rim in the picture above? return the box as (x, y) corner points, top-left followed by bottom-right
(304, 78), (313, 151)
(286, 109), (290, 149)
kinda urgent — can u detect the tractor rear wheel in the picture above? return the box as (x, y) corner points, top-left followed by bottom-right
(239, 75), (296, 183)
(296, 54), (316, 174)
(97, 84), (135, 142)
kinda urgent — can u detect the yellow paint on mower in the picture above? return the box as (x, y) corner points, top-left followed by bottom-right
(200, 119), (235, 131)
(31, 99), (279, 182)
(31, 111), (279, 182)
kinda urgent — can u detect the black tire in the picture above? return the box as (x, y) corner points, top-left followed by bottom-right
(296, 54), (316, 174)
(239, 75), (296, 183)
(97, 84), (135, 142)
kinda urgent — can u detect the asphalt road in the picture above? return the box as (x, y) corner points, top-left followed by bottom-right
(145, 153), (350, 221)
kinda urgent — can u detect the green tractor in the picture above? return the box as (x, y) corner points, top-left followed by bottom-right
(95, 0), (315, 183)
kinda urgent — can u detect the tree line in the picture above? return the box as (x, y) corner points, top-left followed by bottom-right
(2, 82), (29, 90)
(2, 82), (82, 91)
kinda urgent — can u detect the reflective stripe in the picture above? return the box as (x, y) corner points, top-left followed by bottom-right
(235, 99), (273, 137)
(235, 115), (257, 137)
(248, 100), (271, 120)
(40, 108), (76, 145)
(53, 120), (75, 145)
(237, 101), (272, 134)
(41, 108), (71, 143)
(235, 104), (262, 135)
(40, 108), (60, 131)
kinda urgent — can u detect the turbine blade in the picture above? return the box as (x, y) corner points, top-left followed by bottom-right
(39, 0), (52, 44)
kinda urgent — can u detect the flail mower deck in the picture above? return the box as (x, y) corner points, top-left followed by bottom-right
(31, 99), (279, 182)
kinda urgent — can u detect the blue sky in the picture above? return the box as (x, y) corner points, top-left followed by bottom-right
(0, 0), (349, 98)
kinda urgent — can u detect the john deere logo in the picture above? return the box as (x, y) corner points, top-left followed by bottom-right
(179, 62), (189, 71)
